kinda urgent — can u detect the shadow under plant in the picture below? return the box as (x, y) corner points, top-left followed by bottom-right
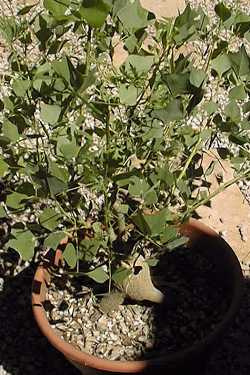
(0, 265), (78, 375)
(205, 277), (250, 375)
(0, 264), (249, 375)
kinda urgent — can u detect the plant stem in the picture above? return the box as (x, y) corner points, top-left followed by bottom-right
(178, 137), (202, 184)
(104, 109), (113, 293)
(169, 136), (202, 202)
(185, 168), (250, 216)
(85, 26), (92, 74)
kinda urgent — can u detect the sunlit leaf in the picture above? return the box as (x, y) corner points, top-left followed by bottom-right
(117, 0), (148, 32)
(2, 119), (19, 143)
(12, 79), (30, 97)
(63, 243), (77, 268)
(40, 103), (61, 125)
(152, 99), (184, 122)
(78, 0), (111, 28)
(44, 231), (67, 250)
(6, 192), (29, 209)
(211, 54), (231, 77)
(119, 84), (138, 105)
(0, 158), (9, 177)
(86, 267), (109, 283)
(6, 229), (35, 261)
(39, 208), (62, 231)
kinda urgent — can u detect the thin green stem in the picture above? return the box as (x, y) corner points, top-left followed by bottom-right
(170, 136), (202, 202)
(185, 168), (250, 216)
(85, 26), (92, 75)
(177, 137), (202, 184)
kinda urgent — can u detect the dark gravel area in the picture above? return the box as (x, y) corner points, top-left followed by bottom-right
(0, 263), (250, 374)
(0, 266), (78, 375)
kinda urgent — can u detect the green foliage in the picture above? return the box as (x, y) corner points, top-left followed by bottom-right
(39, 208), (62, 231)
(0, 0), (249, 288)
(6, 229), (35, 261)
(63, 243), (77, 268)
(86, 267), (109, 283)
(44, 231), (67, 249)
(40, 103), (61, 125)
(79, 0), (111, 28)
(116, 0), (148, 32)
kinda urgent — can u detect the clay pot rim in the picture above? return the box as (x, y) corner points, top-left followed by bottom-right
(31, 218), (243, 373)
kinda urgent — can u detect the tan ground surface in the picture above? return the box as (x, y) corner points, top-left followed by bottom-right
(195, 151), (250, 266)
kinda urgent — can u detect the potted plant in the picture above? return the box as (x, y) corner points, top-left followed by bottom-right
(0, 0), (249, 374)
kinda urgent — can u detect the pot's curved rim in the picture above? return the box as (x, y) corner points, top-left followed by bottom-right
(32, 218), (243, 373)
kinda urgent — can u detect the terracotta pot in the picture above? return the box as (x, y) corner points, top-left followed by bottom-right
(32, 219), (243, 375)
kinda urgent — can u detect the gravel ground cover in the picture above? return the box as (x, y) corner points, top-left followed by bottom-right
(0, 266), (249, 375)
(0, 0), (250, 374)
(45, 246), (230, 361)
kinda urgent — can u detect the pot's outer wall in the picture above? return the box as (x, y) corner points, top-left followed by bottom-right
(32, 219), (244, 375)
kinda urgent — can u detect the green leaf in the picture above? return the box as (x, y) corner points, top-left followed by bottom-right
(40, 103), (61, 125)
(44, 231), (67, 250)
(0, 158), (8, 177)
(39, 208), (61, 231)
(60, 140), (80, 160)
(49, 160), (69, 182)
(112, 267), (132, 284)
(12, 79), (30, 97)
(119, 84), (138, 106)
(79, 0), (111, 28)
(80, 238), (102, 261)
(132, 208), (172, 236)
(52, 57), (71, 84)
(211, 54), (231, 77)
(167, 236), (189, 251)
(128, 177), (157, 204)
(229, 85), (247, 100)
(63, 243), (77, 268)
(163, 73), (190, 96)
(79, 69), (96, 93)
(245, 30), (250, 42)
(203, 101), (219, 115)
(241, 120), (250, 130)
(144, 209), (172, 235)
(205, 160), (216, 176)
(189, 69), (206, 87)
(234, 13), (250, 37)
(117, 0), (148, 32)
(125, 55), (154, 75)
(225, 101), (241, 123)
(160, 226), (178, 244)
(215, 2), (231, 22)
(243, 101), (250, 114)
(143, 121), (163, 140)
(47, 176), (67, 195)
(229, 133), (249, 145)
(3, 96), (14, 112)
(2, 119), (19, 143)
(146, 258), (159, 267)
(17, 4), (37, 16)
(152, 99), (184, 122)
(44, 0), (71, 21)
(229, 46), (250, 79)
(6, 192), (29, 209)
(0, 205), (7, 218)
(6, 229), (35, 261)
(157, 166), (175, 186)
(86, 267), (109, 283)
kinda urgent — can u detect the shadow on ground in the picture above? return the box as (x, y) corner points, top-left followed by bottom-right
(205, 277), (250, 375)
(0, 265), (249, 375)
(0, 266), (78, 375)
